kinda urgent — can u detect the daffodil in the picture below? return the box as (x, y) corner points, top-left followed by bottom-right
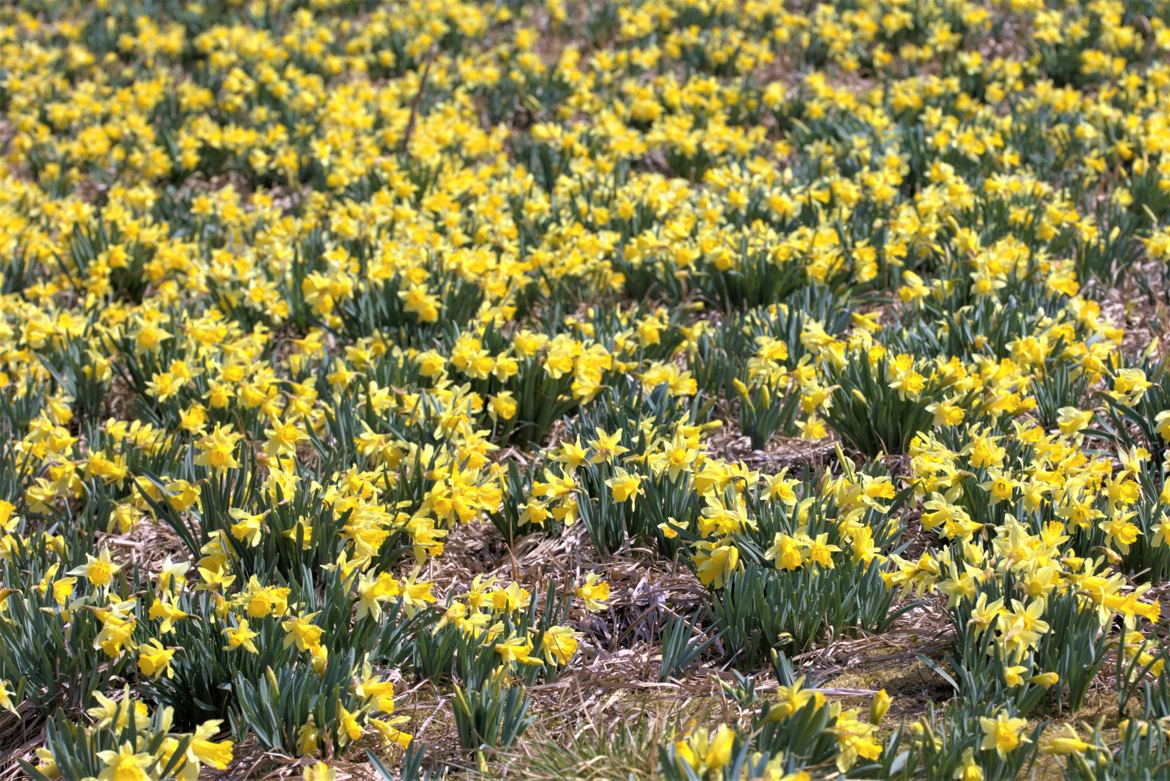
(979, 710), (1030, 760)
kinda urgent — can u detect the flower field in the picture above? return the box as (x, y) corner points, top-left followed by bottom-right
(5, 0), (1170, 778)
